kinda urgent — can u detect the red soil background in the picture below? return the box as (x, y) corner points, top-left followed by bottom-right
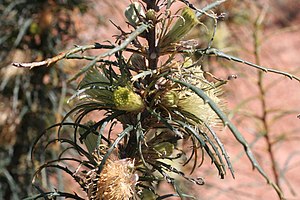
(70, 1), (300, 199)
(1, 0), (299, 199)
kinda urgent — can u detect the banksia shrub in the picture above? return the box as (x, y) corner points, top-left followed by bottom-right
(15, 0), (300, 199)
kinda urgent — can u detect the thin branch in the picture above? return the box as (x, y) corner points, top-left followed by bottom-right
(166, 45), (300, 82)
(253, 6), (282, 194)
(201, 0), (227, 15)
(12, 42), (143, 69)
(12, 44), (98, 68)
(174, 47), (300, 82)
(204, 48), (300, 82)
(180, 0), (227, 19)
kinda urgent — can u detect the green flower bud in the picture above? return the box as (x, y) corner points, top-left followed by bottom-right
(161, 90), (179, 107)
(113, 87), (144, 112)
(159, 7), (199, 49)
(146, 9), (156, 22)
(153, 142), (174, 157)
(29, 22), (41, 35)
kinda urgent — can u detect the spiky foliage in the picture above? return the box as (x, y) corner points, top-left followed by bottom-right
(20, 0), (300, 199)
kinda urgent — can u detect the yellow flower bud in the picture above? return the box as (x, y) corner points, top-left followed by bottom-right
(113, 87), (145, 112)
(146, 9), (156, 22)
(161, 90), (179, 107)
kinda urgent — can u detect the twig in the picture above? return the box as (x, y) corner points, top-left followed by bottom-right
(12, 43), (142, 69)
(177, 47), (300, 82)
(13, 23), (150, 84)
(201, 0), (227, 15)
(202, 48), (300, 82)
(254, 5), (282, 196)
(12, 44), (98, 69)
(180, 0), (226, 19)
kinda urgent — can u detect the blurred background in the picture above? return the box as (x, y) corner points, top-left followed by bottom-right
(0, 0), (299, 199)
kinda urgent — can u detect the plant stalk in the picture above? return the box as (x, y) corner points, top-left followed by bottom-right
(145, 0), (158, 70)
(254, 11), (282, 194)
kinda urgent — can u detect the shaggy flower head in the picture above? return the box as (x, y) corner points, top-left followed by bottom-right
(86, 158), (137, 200)
(176, 62), (224, 128)
(178, 88), (223, 128)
